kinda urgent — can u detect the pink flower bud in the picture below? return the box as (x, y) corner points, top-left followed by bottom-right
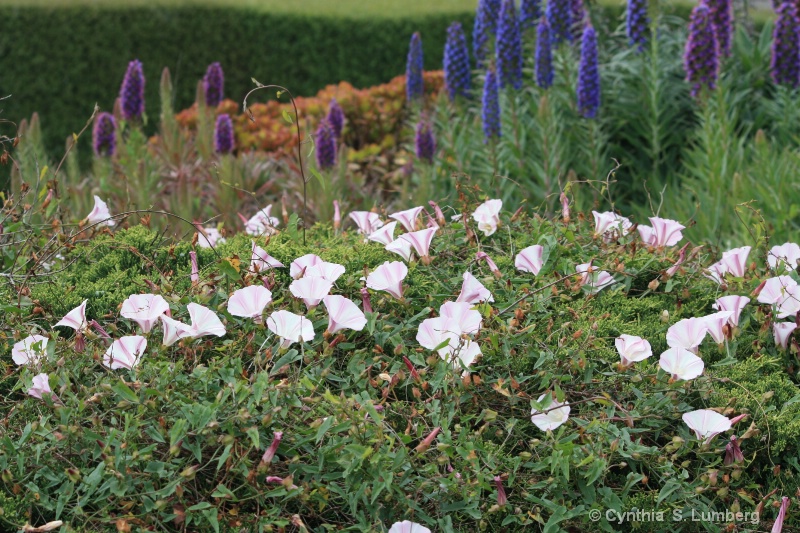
(190, 251), (199, 284)
(724, 435), (744, 465)
(333, 200), (341, 231)
(560, 192), (570, 223)
(494, 476), (508, 506)
(415, 427), (440, 453)
(476, 251), (502, 278)
(429, 201), (446, 227)
(360, 288), (373, 313)
(260, 431), (283, 464)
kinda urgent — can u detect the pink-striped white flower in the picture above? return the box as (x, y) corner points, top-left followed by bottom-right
(456, 272), (494, 304)
(768, 242), (800, 272)
(773, 322), (797, 350)
(758, 276), (798, 305)
(12, 335), (48, 366)
(366, 261), (408, 300)
(322, 295), (367, 333)
(439, 301), (482, 335)
(472, 199), (503, 236)
(776, 284), (800, 319)
(386, 238), (414, 262)
(772, 496), (790, 533)
(184, 303), (226, 337)
(702, 311), (734, 344)
(266, 310), (315, 349)
(160, 315), (193, 347)
(290, 254), (323, 279)
(27, 373), (61, 405)
(615, 335), (652, 366)
(576, 263), (616, 294)
(416, 316), (482, 369)
(54, 300), (88, 332)
(196, 227), (225, 248)
(368, 221), (397, 246)
(244, 205), (280, 236)
(304, 262), (346, 282)
(530, 394), (570, 431)
(712, 295), (750, 327)
(389, 206), (425, 232)
(289, 276), (334, 309)
(515, 245), (544, 275)
(227, 285), (272, 322)
(659, 347), (704, 381)
(704, 262), (728, 285)
(682, 409), (733, 444)
(85, 195), (115, 227)
(251, 241), (284, 273)
(120, 294), (170, 333)
(349, 211), (384, 235)
(399, 228), (437, 264)
(592, 211), (631, 242)
(639, 217), (685, 247)
(387, 521), (431, 533)
(103, 335), (147, 370)
(706, 246), (751, 282)
(666, 317), (708, 352)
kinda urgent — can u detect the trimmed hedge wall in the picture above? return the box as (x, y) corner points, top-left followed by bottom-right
(0, 5), (473, 157)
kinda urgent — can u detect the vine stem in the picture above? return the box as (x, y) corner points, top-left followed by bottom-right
(242, 83), (307, 245)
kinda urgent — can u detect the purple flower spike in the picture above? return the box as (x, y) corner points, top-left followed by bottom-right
(315, 119), (337, 170)
(497, 0), (524, 90)
(577, 24), (601, 118)
(120, 59), (145, 121)
(546, 0), (573, 45)
(627, 0), (650, 51)
(708, 0), (733, 57)
(570, 0), (585, 40)
(771, 1), (800, 88)
(406, 32), (424, 101)
(415, 119), (436, 164)
(203, 62), (224, 108)
(327, 98), (345, 140)
(520, 0), (542, 30)
(482, 68), (501, 142)
(474, 0), (502, 63)
(536, 19), (554, 88)
(92, 112), (117, 157)
(684, 4), (719, 98)
(214, 113), (234, 154)
(444, 22), (472, 100)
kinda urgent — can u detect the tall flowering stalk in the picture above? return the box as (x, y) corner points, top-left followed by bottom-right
(327, 98), (345, 140)
(406, 32), (424, 102)
(444, 22), (472, 100)
(482, 68), (501, 142)
(546, 0), (572, 45)
(214, 114), (234, 154)
(520, 0), (542, 30)
(415, 119), (436, 164)
(536, 19), (554, 88)
(92, 112), (117, 157)
(626, 0), (650, 51)
(497, 0), (524, 90)
(708, 0), (733, 57)
(684, 4), (719, 97)
(315, 119), (337, 169)
(570, 0), (585, 41)
(474, 0), (502, 63)
(203, 62), (224, 108)
(120, 59), (145, 121)
(577, 24), (600, 118)
(771, 0), (800, 87)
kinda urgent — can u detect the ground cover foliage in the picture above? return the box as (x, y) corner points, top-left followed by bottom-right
(1, 186), (799, 531)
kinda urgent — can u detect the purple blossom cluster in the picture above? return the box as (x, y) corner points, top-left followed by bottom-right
(708, 0), (733, 57)
(520, 0), (542, 30)
(444, 22), (472, 100)
(536, 19), (554, 89)
(214, 114), (235, 154)
(683, 4), (719, 97)
(577, 24), (601, 118)
(327, 98), (345, 140)
(482, 68), (502, 142)
(203, 62), (225, 108)
(119, 59), (145, 121)
(406, 32), (424, 101)
(496, 0), (524, 90)
(92, 112), (117, 157)
(474, 0), (502, 63)
(315, 119), (337, 170)
(415, 119), (436, 164)
(771, 0), (800, 87)
(626, 0), (650, 51)
(546, 0), (572, 45)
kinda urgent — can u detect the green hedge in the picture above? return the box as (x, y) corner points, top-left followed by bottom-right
(0, 5), (473, 157)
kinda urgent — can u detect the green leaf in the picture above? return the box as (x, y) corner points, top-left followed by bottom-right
(211, 484), (236, 500)
(315, 416), (335, 443)
(111, 380), (139, 404)
(281, 109), (294, 125)
(269, 349), (301, 376)
(309, 166), (328, 192)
